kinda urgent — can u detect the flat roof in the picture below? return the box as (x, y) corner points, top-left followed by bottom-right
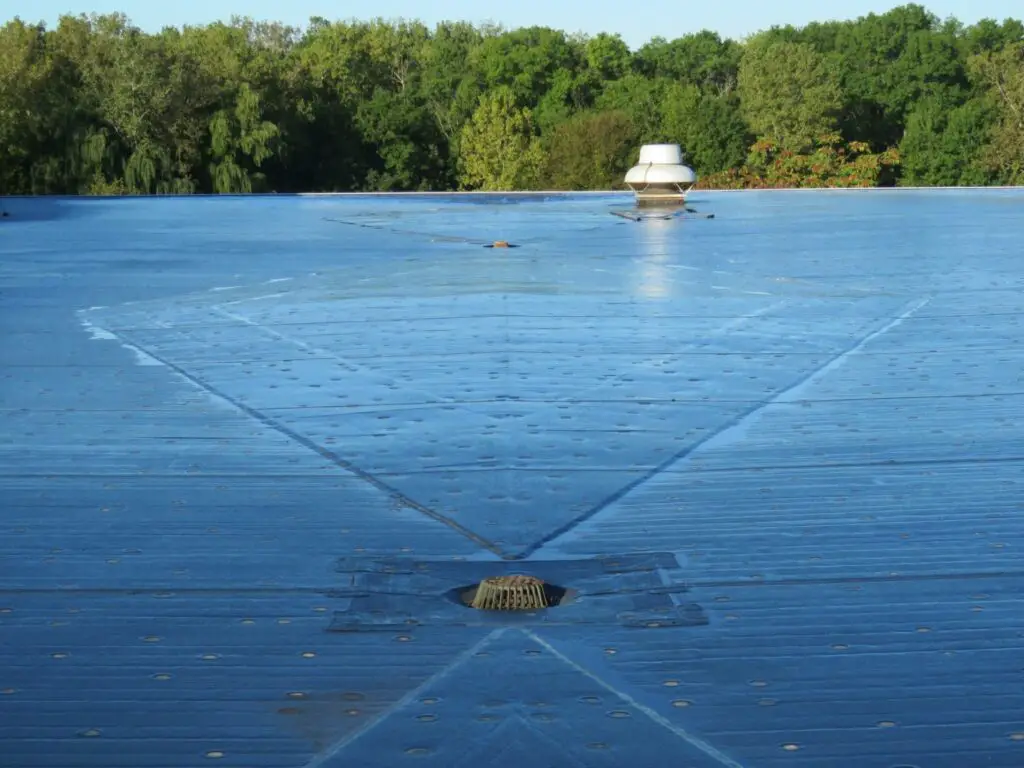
(3, 190), (1024, 767)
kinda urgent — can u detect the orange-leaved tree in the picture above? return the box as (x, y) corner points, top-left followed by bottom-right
(699, 133), (900, 189)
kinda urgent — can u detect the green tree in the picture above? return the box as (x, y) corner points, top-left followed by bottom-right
(71, 15), (190, 193)
(635, 31), (741, 94)
(899, 95), (995, 185)
(533, 67), (595, 133)
(208, 83), (279, 192)
(884, 29), (968, 120)
(540, 110), (637, 189)
(469, 27), (581, 108)
(355, 88), (446, 190)
(661, 83), (750, 173)
(831, 4), (940, 148)
(738, 38), (842, 151)
(969, 43), (1024, 184)
(3, 9), (1024, 195)
(584, 33), (631, 81)
(595, 73), (669, 141)
(0, 20), (55, 194)
(960, 17), (1024, 57)
(458, 87), (544, 190)
(417, 21), (484, 181)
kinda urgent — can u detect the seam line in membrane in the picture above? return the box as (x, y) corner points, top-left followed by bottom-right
(211, 305), (516, 427)
(96, 325), (506, 558)
(7, 567), (1024, 597)
(520, 296), (933, 558)
(302, 629), (506, 767)
(525, 630), (745, 768)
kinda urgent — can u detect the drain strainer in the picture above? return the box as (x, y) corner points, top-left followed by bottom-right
(468, 575), (556, 611)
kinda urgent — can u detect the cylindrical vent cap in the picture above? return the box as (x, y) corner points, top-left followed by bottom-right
(638, 144), (683, 165)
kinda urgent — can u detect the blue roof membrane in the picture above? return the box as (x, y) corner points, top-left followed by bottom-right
(2, 189), (1024, 767)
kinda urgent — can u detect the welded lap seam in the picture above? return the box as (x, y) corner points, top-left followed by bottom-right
(302, 629), (507, 768)
(4, 565), (1024, 597)
(323, 215), (551, 245)
(211, 305), (527, 429)
(517, 296), (933, 558)
(552, 299), (790, 405)
(651, 452), (1024, 475)
(524, 630), (746, 768)
(99, 326), (507, 558)
(678, 567), (1024, 589)
(213, 305), (448, 395)
(96, 304), (999, 334)
(322, 216), (491, 245)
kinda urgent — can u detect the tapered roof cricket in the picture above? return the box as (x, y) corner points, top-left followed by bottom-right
(2, 189), (1024, 768)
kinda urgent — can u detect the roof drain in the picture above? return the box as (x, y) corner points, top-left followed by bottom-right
(465, 575), (566, 611)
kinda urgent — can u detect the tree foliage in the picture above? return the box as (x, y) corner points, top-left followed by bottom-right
(540, 110), (637, 189)
(457, 87), (544, 190)
(738, 38), (843, 151)
(969, 42), (1024, 184)
(0, 6), (1022, 195)
(899, 96), (994, 185)
(702, 135), (900, 189)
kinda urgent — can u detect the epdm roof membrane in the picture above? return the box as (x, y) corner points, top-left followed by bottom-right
(2, 189), (1024, 767)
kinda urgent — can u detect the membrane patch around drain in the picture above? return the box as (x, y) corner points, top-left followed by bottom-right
(327, 552), (708, 631)
(463, 575), (568, 611)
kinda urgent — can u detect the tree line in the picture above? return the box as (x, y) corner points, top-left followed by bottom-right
(0, 4), (1022, 196)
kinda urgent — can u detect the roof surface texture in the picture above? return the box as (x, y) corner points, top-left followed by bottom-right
(2, 190), (1024, 767)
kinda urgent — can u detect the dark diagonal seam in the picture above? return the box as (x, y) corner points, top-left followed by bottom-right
(103, 328), (507, 559)
(514, 296), (933, 559)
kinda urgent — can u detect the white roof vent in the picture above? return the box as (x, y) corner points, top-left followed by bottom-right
(625, 144), (697, 205)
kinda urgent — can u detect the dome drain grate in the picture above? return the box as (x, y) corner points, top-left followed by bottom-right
(466, 575), (562, 611)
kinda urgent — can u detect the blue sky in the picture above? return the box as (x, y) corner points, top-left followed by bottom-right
(13, 0), (1024, 48)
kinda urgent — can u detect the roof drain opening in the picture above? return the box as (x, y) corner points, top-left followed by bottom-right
(460, 575), (569, 611)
